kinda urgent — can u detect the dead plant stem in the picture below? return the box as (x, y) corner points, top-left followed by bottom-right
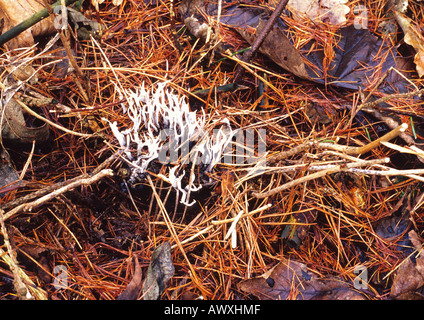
(233, 0), (289, 84)
(2, 169), (113, 221)
(15, 99), (93, 138)
(252, 159), (389, 199)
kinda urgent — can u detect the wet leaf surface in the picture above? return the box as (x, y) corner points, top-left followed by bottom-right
(142, 242), (175, 300)
(391, 230), (424, 299)
(179, 0), (415, 92)
(239, 258), (366, 300)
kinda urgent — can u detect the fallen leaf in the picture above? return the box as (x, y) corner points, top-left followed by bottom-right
(142, 242), (175, 300)
(390, 230), (424, 299)
(117, 256), (142, 300)
(239, 258), (366, 300)
(286, 0), (350, 25)
(0, 0), (56, 49)
(179, 0), (414, 93)
(393, 10), (424, 77)
(67, 8), (105, 40)
(1, 98), (50, 144)
(0, 158), (21, 195)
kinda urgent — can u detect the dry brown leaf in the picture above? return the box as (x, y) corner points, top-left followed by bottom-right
(239, 258), (366, 300)
(393, 10), (424, 77)
(0, 0), (56, 50)
(117, 256), (142, 300)
(390, 230), (424, 299)
(236, 19), (310, 80)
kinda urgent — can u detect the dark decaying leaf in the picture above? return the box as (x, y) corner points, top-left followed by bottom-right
(142, 242), (175, 300)
(239, 258), (366, 300)
(67, 8), (105, 40)
(281, 208), (318, 248)
(0, 161), (20, 194)
(1, 98), (50, 144)
(179, 0), (415, 93)
(390, 230), (424, 299)
(117, 256), (143, 300)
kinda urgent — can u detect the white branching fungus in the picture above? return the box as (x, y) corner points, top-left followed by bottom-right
(105, 83), (235, 206)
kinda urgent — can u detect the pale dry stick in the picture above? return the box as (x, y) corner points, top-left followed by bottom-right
(170, 225), (215, 250)
(19, 140), (35, 180)
(15, 99), (93, 138)
(0, 152), (118, 212)
(0, 210), (38, 299)
(349, 166), (424, 183)
(252, 158), (390, 199)
(238, 159), (388, 187)
(314, 123), (408, 155)
(267, 158), (389, 175)
(269, 123), (408, 163)
(269, 143), (310, 163)
(358, 88), (424, 111)
(0, 247), (47, 299)
(2, 169), (113, 221)
(211, 203), (272, 225)
(362, 108), (415, 146)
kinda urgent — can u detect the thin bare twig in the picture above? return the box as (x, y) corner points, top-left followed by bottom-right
(251, 158), (390, 199)
(2, 169), (113, 221)
(233, 0), (289, 84)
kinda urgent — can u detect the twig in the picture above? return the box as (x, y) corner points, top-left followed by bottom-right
(269, 123), (408, 166)
(0, 210), (47, 299)
(0, 0), (79, 46)
(252, 158), (390, 199)
(315, 123), (408, 155)
(265, 158), (389, 174)
(269, 143), (310, 163)
(15, 99), (93, 138)
(0, 152), (119, 212)
(2, 169), (113, 221)
(359, 88), (424, 111)
(233, 0), (289, 84)
(43, 0), (91, 103)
